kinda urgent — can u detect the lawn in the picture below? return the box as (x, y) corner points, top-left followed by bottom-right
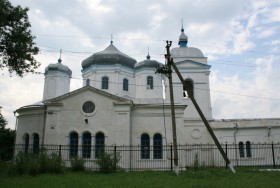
(1, 169), (280, 188)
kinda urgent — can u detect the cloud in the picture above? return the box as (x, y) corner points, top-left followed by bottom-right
(211, 55), (280, 119)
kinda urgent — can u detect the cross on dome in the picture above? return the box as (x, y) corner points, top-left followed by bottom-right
(58, 49), (62, 63)
(110, 34), (113, 44)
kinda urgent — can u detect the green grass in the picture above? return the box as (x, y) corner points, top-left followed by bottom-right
(1, 168), (280, 188)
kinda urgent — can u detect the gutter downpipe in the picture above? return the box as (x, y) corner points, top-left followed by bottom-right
(233, 123), (239, 166)
(42, 105), (47, 147)
(129, 101), (133, 171)
(13, 111), (18, 156)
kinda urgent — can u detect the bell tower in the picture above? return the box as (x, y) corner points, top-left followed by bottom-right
(165, 26), (212, 120)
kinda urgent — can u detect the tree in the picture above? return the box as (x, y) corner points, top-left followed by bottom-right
(0, 106), (15, 161)
(0, 0), (40, 77)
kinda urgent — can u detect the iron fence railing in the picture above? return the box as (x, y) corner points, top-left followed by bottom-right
(8, 143), (280, 171)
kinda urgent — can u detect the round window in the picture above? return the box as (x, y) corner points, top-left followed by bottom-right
(82, 101), (95, 113)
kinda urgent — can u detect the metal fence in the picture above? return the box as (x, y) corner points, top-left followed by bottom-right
(12, 143), (280, 171)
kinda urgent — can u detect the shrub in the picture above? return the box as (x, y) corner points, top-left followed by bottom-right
(12, 150), (65, 176)
(47, 153), (65, 173)
(95, 152), (120, 173)
(70, 157), (85, 171)
(193, 152), (200, 171)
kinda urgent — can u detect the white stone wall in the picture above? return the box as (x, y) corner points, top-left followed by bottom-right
(15, 106), (45, 146)
(164, 61), (212, 120)
(43, 71), (71, 101)
(135, 69), (164, 99)
(211, 119), (280, 144)
(82, 64), (135, 99)
(43, 89), (132, 146)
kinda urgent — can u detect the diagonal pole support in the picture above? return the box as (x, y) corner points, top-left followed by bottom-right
(171, 59), (235, 173)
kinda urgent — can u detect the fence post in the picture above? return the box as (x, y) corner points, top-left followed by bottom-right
(271, 143), (276, 169)
(114, 145), (117, 172)
(170, 145), (173, 171)
(58, 145), (62, 157)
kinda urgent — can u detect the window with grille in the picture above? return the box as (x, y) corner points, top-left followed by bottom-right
(102, 76), (109, 89)
(123, 78), (129, 91)
(82, 132), (92, 158)
(70, 132), (78, 158)
(24, 133), (29, 154)
(246, 141), (252, 157)
(141, 133), (150, 159)
(153, 133), (163, 159)
(147, 76), (153, 90)
(239, 142), (244, 158)
(82, 101), (95, 113)
(95, 132), (105, 159)
(33, 133), (39, 154)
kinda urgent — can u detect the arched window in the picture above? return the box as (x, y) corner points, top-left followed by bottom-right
(95, 132), (105, 159)
(82, 132), (92, 158)
(246, 141), (252, 157)
(86, 79), (90, 86)
(147, 76), (153, 90)
(69, 132), (78, 158)
(239, 141), (244, 158)
(123, 78), (129, 91)
(24, 133), (29, 154)
(33, 133), (39, 154)
(102, 76), (109, 89)
(141, 133), (150, 159)
(153, 133), (163, 159)
(184, 78), (194, 98)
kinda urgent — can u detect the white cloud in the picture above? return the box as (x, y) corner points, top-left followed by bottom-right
(211, 55), (280, 119)
(83, 0), (112, 14)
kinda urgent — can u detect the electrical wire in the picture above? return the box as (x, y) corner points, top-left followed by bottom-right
(35, 34), (280, 56)
(26, 71), (280, 101)
(37, 45), (280, 70)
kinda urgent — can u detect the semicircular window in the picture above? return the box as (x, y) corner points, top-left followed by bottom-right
(82, 101), (95, 113)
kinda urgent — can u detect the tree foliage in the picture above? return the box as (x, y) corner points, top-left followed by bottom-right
(0, 106), (15, 161)
(0, 0), (40, 77)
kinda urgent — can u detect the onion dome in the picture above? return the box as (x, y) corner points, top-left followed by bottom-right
(172, 26), (204, 58)
(135, 53), (161, 70)
(45, 58), (72, 76)
(178, 26), (188, 47)
(81, 42), (137, 69)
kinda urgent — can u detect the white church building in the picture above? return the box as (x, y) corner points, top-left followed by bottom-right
(15, 28), (280, 168)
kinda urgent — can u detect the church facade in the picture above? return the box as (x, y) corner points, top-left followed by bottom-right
(15, 28), (280, 168)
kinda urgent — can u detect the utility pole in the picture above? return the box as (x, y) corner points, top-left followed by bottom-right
(171, 60), (235, 173)
(156, 41), (235, 174)
(156, 41), (179, 173)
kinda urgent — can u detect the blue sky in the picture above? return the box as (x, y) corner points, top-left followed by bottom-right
(1, 0), (280, 128)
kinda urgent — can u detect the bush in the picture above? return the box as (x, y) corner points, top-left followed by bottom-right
(47, 153), (65, 173)
(70, 157), (85, 171)
(193, 152), (200, 171)
(12, 151), (65, 176)
(95, 152), (120, 173)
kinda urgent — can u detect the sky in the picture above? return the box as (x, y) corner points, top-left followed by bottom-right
(1, 0), (280, 129)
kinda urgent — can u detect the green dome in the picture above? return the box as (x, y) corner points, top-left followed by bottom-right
(45, 59), (72, 76)
(135, 54), (161, 70)
(82, 43), (137, 69)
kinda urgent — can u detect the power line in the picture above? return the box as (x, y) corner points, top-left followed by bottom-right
(7, 70), (278, 101)
(69, 76), (280, 101)
(35, 34), (165, 42)
(35, 34), (280, 56)
(38, 46), (280, 70)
